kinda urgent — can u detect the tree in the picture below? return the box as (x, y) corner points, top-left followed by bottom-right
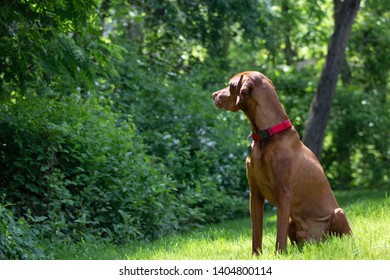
(302, 0), (361, 160)
(0, 0), (123, 100)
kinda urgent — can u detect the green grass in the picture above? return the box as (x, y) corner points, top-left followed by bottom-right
(52, 188), (389, 260)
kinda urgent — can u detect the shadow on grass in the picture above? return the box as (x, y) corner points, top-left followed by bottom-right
(118, 188), (388, 260)
(52, 188), (388, 259)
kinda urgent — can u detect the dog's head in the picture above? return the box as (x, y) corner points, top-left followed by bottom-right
(212, 71), (267, 112)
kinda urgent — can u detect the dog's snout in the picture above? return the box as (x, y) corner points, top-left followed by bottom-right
(212, 86), (237, 111)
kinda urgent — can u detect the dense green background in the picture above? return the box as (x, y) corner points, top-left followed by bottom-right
(0, 0), (388, 259)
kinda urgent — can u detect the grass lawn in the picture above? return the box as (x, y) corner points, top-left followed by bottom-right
(53, 188), (389, 260)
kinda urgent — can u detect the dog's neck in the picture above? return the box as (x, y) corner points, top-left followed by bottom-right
(242, 90), (288, 133)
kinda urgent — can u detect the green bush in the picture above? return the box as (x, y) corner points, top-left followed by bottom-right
(0, 96), (179, 244)
(0, 203), (45, 259)
(111, 50), (249, 221)
(0, 91), (249, 258)
(323, 86), (390, 188)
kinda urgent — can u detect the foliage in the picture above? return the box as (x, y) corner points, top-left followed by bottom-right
(322, 0), (390, 187)
(324, 85), (390, 188)
(0, 93), (247, 258)
(0, 97), (179, 244)
(0, 0), (125, 99)
(0, 0), (389, 259)
(0, 203), (45, 259)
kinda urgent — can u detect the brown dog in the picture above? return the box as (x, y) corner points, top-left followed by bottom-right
(212, 71), (351, 254)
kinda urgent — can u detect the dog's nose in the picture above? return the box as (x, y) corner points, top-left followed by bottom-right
(212, 91), (219, 100)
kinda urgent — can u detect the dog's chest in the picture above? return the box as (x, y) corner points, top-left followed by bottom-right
(246, 147), (277, 204)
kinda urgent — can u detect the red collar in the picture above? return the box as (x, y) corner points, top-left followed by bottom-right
(250, 119), (292, 142)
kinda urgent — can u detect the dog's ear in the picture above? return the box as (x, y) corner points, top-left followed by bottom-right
(236, 74), (253, 106)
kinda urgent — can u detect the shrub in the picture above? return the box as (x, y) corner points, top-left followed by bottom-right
(323, 86), (390, 188)
(0, 203), (45, 259)
(111, 52), (249, 223)
(0, 96), (179, 243)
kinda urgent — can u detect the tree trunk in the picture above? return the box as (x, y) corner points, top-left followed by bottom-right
(281, 1), (297, 65)
(302, 0), (360, 160)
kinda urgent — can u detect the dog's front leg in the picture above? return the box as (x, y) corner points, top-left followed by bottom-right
(275, 189), (291, 253)
(250, 191), (264, 255)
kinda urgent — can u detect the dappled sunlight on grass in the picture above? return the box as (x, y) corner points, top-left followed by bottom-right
(51, 189), (389, 260)
(119, 189), (389, 260)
